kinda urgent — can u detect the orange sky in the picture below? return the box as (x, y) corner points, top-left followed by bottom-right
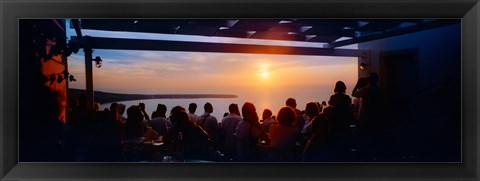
(68, 51), (358, 95)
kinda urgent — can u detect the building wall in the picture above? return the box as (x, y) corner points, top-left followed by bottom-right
(359, 23), (461, 89)
(19, 19), (68, 161)
(358, 23), (461, 161)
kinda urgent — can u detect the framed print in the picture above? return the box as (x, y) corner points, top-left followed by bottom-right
(1, 0), (479, 180)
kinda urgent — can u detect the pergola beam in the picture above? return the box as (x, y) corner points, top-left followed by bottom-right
(71, 36), (366, 57)
(325, 19), (459, 48)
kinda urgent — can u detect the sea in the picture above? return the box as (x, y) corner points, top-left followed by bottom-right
(99, 85), (354, 122)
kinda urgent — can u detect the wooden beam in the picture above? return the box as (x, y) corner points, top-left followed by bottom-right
(83, 36), (94, 111)
(71, 36), (365, 57)
(71, 19), (83, 37)
(325, 20), (459, 48)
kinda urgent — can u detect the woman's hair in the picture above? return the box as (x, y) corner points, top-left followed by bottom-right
(170, 106), (186, 116)
(262, 109), (273, 120)
(334, 81), (347, 93)
(242, 102), (258, 123)
(305, 102), (320, 118)
(126, 105), (144, 122)
(169, 106), (187, 124)
(175, 111), (191, 124)
(276, 106), (296, 127)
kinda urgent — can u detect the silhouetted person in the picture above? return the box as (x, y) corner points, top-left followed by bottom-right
(199, 102), (220, 148)
(116, 103), (127, 124)
(188, 103), (202, 123)
(303, 106), (335, 162)
(269, 107), (303, 161)
(220, 103), (243, 161)
(235, 102), (268, 161)
(352, 78), (368, 121)
(329, 81), (353, 133)
(125, 105), (145, 142)
(321, 101), (327, 111)
(149, 104), (172, 136)
(109, 102), (119, 123)
(88, 110), (123, 162)
(151, 104), (164, 119)
(353, 72), (387, 161)
(286, 98), (305, 130)
(301, 102), (321, 138)
(328, 81), (354, 161)
(260, 109), (276, 133)
(169, 107), (210, 160)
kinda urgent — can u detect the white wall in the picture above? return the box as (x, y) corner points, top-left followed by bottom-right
(359, 23), (461, 90)
(357, 23), (461, 161)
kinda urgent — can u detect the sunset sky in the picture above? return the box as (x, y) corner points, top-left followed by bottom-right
(65, 20), (359, 98)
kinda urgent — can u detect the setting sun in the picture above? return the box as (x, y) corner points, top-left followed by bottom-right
(261, 71), (269, 78)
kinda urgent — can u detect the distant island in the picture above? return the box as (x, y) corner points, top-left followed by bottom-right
(69, 88), (238, 104)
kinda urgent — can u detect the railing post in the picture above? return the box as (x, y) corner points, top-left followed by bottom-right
(83, 36), (94, 110)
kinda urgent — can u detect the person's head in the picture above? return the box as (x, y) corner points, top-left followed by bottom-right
(127, 105), (144, 122)
(170, 106), (186, 116)
(110, 103), (118, 113)
(242, 102), (258, 123)
(223, 112), (229, 117)
(305, 102), (320, 118)
(170, 108), (192, 127)
(368, 72), (379, 86)
(322, 105), (335, 120)
(228, 103), (240, 115)
(188, 103), (197, 114)
(156, 104), (167, 117)
(286, 98), (297, 108)
(321, 101), (327, 107)
(277, 107), (296, 127)
(262, 109), (273, 120)
(204, 102), (213, 113)
(357, 77), (368, 88)
(334, 81), (347, 94)
(169, 106), (186, 124)
(116, 103), (126, 115)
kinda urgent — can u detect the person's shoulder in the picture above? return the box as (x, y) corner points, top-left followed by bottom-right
(150, 117), (160, 122)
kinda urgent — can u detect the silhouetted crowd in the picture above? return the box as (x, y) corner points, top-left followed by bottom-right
(64, 73), (391, 162)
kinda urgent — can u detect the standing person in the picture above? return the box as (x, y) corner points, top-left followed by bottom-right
(351, 78), (368, 121)
(352, 72), (387, 161)
(220, 103), (243, 161)
(149, 104), (172, 136)
(328, 81), (353, 133)
(328, 81), (354, 161)
(235, 102), (269, 162)
(269, 107), (303, 161)
(260, 109), (276, 133)
(199, 102), (220, 148)
(286, 98), (305, 130)
(188, 103), (202, 124)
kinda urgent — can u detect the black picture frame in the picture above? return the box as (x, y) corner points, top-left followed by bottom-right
(1, 0), (479, 180)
